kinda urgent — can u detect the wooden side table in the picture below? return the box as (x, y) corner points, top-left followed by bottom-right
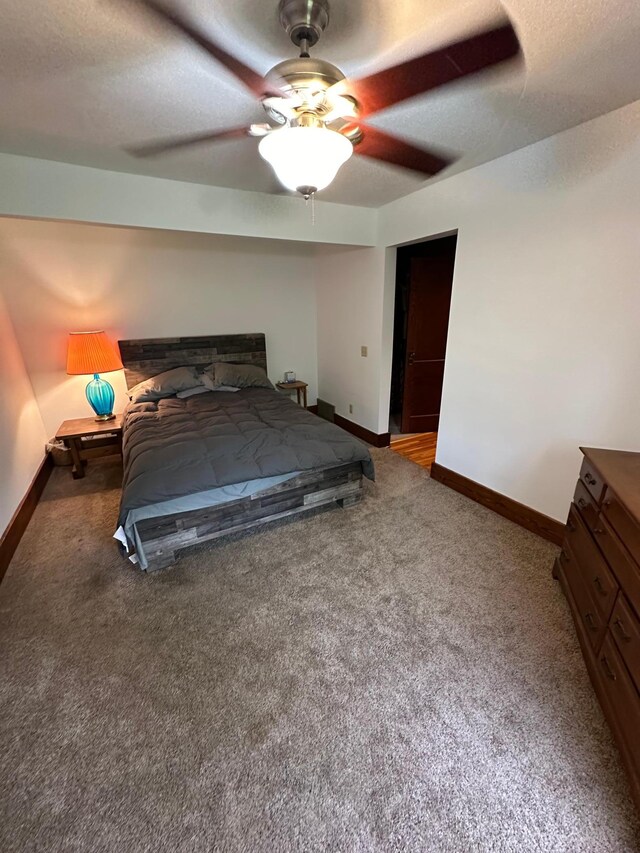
(55, 415), (123, 479)
(276, 381), (308, 408)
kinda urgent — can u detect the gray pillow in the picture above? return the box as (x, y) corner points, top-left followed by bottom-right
(176, 385), (211, 399)
(205, 362), (274, 390)
(200, 373), (240, 392)
(177, 384), (241, 397)
(128, 366), (202, 403)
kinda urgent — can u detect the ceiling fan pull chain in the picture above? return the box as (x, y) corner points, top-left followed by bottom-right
(303, 192), (315, 226)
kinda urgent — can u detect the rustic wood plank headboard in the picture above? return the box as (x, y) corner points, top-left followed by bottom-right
(117, 333), (267, 389)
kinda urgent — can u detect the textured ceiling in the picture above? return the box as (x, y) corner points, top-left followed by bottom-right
(1, 0), (639, 207)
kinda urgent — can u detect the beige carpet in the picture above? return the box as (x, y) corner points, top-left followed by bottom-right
(1, 449), (639, 852)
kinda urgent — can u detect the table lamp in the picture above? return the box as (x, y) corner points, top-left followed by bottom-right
(66, 331), (123, 421)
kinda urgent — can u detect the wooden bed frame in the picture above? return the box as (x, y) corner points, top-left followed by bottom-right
(117, 334), (364, 571)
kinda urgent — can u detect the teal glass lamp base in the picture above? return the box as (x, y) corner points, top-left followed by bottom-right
(86, 373), (115, 421)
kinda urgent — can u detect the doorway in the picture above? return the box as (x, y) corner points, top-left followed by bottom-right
(389, 234), (457, 468)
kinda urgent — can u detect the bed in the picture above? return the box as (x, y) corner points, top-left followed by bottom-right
(114, 333), (374, 571)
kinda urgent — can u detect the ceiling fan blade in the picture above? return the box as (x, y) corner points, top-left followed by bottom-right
(120, 0), (282, 99)
(337, 22), (520, 117)
(353, 125), (452, 177)
(126, 126), (253, 157)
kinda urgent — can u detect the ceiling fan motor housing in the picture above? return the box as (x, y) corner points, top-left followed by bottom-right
(278, 0), (330, 49)
(264, 56), (349, 125)
(267, 56), (345, 94)
(264, 55), (358, 134)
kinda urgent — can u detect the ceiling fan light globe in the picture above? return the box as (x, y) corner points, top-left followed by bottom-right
(259, 126), (352, 194)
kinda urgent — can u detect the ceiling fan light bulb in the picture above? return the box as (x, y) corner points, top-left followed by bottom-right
(259, 126), (352, 194)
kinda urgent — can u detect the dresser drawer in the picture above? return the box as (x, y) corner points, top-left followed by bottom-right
(558, 547), (607, 653)
(564, 505), (618, 622)
(611, 595), (640, 693)
(580, 457), (607, 504)
(603, 488), (640, 570)
(594, 632), (640, 789)
(573, 479), (599, 532)
(593, 514), (640, 619)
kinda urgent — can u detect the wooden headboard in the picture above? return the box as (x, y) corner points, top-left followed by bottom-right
(118, 333), (267, 389)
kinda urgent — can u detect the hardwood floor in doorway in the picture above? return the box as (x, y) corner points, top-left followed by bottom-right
(390, 433), (437, 472)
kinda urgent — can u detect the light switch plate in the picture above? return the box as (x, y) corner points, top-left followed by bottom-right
(360, 346), (368, 357)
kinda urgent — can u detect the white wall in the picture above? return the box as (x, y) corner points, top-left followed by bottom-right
(376, 99), (640, 520)
(0, 153), (377, 248)
(315, 245), (396, 434)
(0, 218), (319, 436)
(0, 290), (48, 535)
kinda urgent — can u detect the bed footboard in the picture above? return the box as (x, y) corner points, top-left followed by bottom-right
(134, 462), (364, 571)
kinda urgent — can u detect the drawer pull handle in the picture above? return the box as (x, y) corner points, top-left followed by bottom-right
(584, 472), (597, 486)
(593, 576), (607, 596)
(593, 527), (604, 535)
(567, 520), (576, 532)
(614, 618), (632, 641)
(578, 498), (587, 508)
(585, 611), (598, 631)
(604, 499), (612, 507)
(600, 655), (617, 681)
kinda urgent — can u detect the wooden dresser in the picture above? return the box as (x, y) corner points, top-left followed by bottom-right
(554, 447), (640, 809)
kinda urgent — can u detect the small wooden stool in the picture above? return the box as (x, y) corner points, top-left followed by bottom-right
(55, 415), (123, 479)
(276, 381), (308, 408)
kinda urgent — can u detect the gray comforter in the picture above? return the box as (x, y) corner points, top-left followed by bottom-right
(118, 388), (374, 526)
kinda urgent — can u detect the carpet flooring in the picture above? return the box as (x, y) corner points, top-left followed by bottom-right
(1, 450), (639, 852)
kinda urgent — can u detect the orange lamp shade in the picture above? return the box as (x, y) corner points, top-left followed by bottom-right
(66, 331), (123, 375)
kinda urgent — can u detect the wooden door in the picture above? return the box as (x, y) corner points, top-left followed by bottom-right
(400, 251), (454, 433)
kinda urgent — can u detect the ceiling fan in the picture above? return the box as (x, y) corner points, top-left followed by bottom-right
(121, 0), (522, 198)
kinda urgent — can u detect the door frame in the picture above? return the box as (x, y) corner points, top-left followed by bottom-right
(380, 228), (460, 431)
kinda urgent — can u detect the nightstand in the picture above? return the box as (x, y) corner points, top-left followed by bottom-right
(276, 381), (308, 408)
(55, 415), (123, 479)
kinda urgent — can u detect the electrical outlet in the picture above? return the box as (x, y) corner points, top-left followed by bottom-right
(349, 404), (353, 414)
(360, 346), (368, 357)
